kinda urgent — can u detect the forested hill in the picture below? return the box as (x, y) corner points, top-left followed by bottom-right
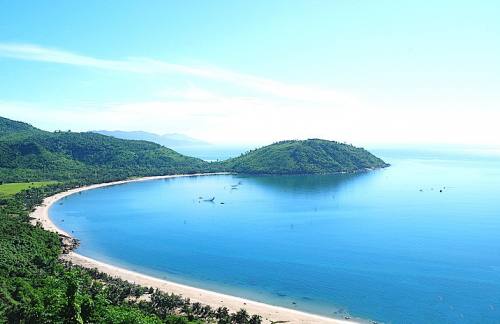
(219, 139), (389, 175)
(0, 116), (388, 182)
(0, 117), (211, 183)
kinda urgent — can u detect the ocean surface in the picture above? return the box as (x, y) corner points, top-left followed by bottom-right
(50, 149), (500, 323)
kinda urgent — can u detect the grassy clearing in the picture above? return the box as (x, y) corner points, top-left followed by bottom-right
(0, 181), (58, 197)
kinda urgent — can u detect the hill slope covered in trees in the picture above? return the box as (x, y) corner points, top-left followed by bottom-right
(0, 117), (211, 183)
(1, 117), (387, 181)
(220, 139), (388, 175)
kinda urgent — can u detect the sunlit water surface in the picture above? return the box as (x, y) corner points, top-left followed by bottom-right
(51, 150), (500, 323)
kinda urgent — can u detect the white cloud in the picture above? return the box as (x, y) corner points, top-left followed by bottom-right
(0, 43), (144, 72)
(2, 43), (499, 147)
(0, 42), (354, 105)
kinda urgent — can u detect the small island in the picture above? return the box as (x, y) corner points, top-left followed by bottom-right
(219, 139), (388, 175)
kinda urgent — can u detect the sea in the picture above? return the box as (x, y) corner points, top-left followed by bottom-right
(50, 146), (500, 323)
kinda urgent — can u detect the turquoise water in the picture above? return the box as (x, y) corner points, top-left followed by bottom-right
(51, 151), (500, 323)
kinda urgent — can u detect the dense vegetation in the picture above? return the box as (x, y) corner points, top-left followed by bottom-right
(0, 117), (387, 180)
(0, 117), (213, 183)
(219, 139), (388, 175)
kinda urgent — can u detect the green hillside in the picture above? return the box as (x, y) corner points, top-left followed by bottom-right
(0, 117), (211, 183)
(0, 117), (388, 181)
(220, 139), (388, 175)
(0, 118), (39, 135)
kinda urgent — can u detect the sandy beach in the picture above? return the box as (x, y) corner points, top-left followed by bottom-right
(30, 173), (358, 324)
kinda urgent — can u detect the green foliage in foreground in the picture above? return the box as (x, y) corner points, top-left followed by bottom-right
(219, 139), (389, 175)
(0, 181), (58, 198)
(0, 184), (263, 323)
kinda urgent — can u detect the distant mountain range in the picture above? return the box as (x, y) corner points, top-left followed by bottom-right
(93, 130), (208, 148)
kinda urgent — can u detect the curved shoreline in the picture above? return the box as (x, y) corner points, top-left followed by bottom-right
(30, 173), (358, 324)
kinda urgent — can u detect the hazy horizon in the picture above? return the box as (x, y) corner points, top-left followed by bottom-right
(1, 1), (499, 147)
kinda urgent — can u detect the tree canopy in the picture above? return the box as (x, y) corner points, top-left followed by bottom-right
(219, 139), (388, 175)
(0, 117), (387, 182)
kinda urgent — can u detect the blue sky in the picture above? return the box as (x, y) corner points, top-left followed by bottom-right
(0, 1), (499, 145)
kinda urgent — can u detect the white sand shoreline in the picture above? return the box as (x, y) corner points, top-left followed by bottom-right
(30, 173), (359, 324)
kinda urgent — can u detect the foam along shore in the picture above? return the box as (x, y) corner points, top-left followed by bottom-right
(30, 173), (358, 324)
